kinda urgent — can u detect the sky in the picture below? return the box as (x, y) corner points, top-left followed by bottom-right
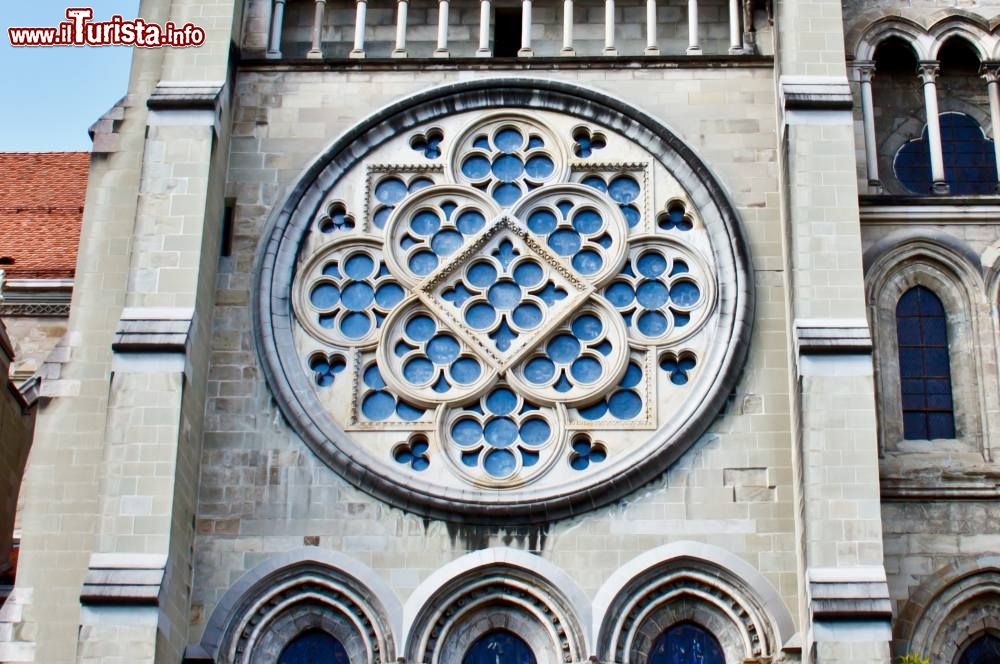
(1, 2), (140, 152)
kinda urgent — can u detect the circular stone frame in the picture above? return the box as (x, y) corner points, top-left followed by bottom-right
(253, 77), (754, 524)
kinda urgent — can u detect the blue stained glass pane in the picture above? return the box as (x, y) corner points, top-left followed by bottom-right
(493, 183), (522, 206)
(923, 348), (950, 376)
(431, 230), (464, 256)
(467, 261), (498, 288)
(671, 369), (689, 385)
(519, 418), (551, 445)
(571, 314), (603, 341)
(521, 450), (539, 466)
(621, 362), (642, 388)
(310, 284), (340, 309)
(322, 263), (341, 278)
(340, 312), (372, 338)
(671, 260), (689, 276)
(492, 154), (524, 182)
(512, 303), (543, 329)
(363, 391), (396, 421)
(396, 450), (413, 464)
(452, 418), (484, 445)
(462, 451), (480, 466)
(375, 283), (404, 309)
(589, 447), (606, 462)
(401, 236), (417, 251)
(278, 630), (349, 664)
(582, 176), (607, 192)
(441, 201), (457, 219)
(405, 315), (436, 342)
(513, 261), (543, 287)
(364, 365), (386, 388)
(427, 335), (461, 364)
(341, 282), (375, 311)
(494, 128), (524, 153)
(491, 319), (518, 351)
(595, 340), (612, 355)
(638, 252), (667, 278)
(488, 281), (522, 309)
(456, 210), (486, 235)
(571, 357), (602, 383)
(373, 206), (392, 229)
(528, 136), (544, 149)
(574, 212), (603, 238)
(525, 155), (555, 179)
(571, 455), (590, 470)
(903, 412), (927, 439)
(609, 390), (642, 419)
(896, 318), (921, 345)
(410, 177), (434, 192)
(637, 280), (669, 309)
(548, 229), (581, 256)
(451, 358), (482, 384)
(524, 357), (556, 384)
(411, 210), (441, 236)
(409, 250), (439, 275)
(433, 375), (451, 393)
(959, 634), (1000, 664)
(527, 209), (558, 234)
(556, 200), (573, 218)
(572, 250), (603, 275)
(608, 175), (640, 203)
(547, 335), (581, 363)
(411, 440), (429, 456)
(404, 357), (435, 384)
(921, 316), (947, 344)
(412, 457), (430, 471)
(472, 135), (490, 149)
(465, 303), (497, 329)
(606, 282), (635, 307)
(462, 155), (491, 179)
(345, 254), (375, 280)
(578, 400), (608, 420)
(572, 439), (591, 455)
(648, 623), (725, 664)
(375, 177), (408, 204)
(670, 281), (701, 307)
(484, 417), (518, 447)
(637, 311), (668, 336)
(484, 449), (517, 477)
(486, 388), (518, 415)
(621, 204), (641, 227)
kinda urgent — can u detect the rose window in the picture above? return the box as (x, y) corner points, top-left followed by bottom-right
(258, 83), (751, 521)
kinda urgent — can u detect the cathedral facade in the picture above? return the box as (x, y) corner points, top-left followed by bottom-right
(2, 0), (999, 662)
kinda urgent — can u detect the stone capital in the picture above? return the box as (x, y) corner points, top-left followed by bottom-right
(917, 61), (940, 84)
(854, 61), (876, 84)
(981, 62), (1000, 84)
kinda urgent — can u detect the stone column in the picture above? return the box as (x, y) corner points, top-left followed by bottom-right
(435, 0), (449, 57)
(604, 0), (617, 55)
(644, 0), (658, 55)
(728, 0), (741, 54)
(307, 0), (327, 59)
(855, 61), (881, 192)
(477, 0), (491, 56)
(393, 0), (408, 57)
(981, 63), (1000, 192)
(350, 0), (367, 58)
(518, 0), (533, 57)
(561, 0), (575, 55)
(686, 0), (700, 55)
(266, 0), (286, 58)
(918, 62), (950, 194)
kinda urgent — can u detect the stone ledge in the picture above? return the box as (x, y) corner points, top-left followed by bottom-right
(147, 81), (224, 111)
(112, 307), (193, 353)
(780, 76), (854, 111)
(794, 319), (873, 355)
(80, 554), (166, 606)
(808, 567), (892, 621)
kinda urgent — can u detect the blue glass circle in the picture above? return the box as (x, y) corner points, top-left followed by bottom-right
(608, 175), (640, 203)
(362, 391), (395, 421)
(582, 176), (608, 192)
(452, 418), (483, 445)
(524, 357), (555, 384)
(671, 281), (701, 307)
(450, 357), (482, 384)
(409, 177), (433, 192)
(512, 303), (542, 329)
(344, 254), (375, 279)
(494, 128), (523, 152)
(411, 457), (429, 471)
(621, 362), (642, 388)
(465, 303), (497, 329)
(456, 210), (486, 235)
(527, 210), (557, 234)
(571, 455), (590, 470)
(605, 281), (635, 307)
(637, 252), (667, 278)
(484, 417), (518, 447)
(525, 155), (555, 179)
(408, 250), (438, 275)
(427, 335), (460, 364)
(492, 154), (524, 182)
(364, 365), (386, 388)
(548, 229), (581, 256)
(410, 210), (440, 236)
(493, 183), (522, 206)
(589, 447), (606, 462)
(636, 280), (669, 309)
(403, 357), (435, 384)
(340, 312), (372, 338)
(609, 390), (642, 419)
(573, 209), (603, 234)
(571, 314), (602, 341)
(467, 261), (498, 288)
(341, 282), (375, 311)
(488, 281), (521, 309)
(520, 418), (551, 445)
(373, 206), (392, 229)
(486, 388), (518, 415)
(571, 357), (602, 383)
(484, 449), (517, 477)
(461, 155), (491, 179)
(621, 204), (641, 227)
(572, 250), (603, 275)
(375, 283), (404, 309)
(405, 315), (436, 342)
(310, 284), (340, 309)
(547, 335), (581, 363)
(513, 261), (543, 287)
(637, 310), (668, 336)
(578, 400), (608, 420)
(431, 230), (463, 256)
(374, 177), (407, 204)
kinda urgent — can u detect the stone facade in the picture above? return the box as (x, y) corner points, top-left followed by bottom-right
(1, 1), (998, 664)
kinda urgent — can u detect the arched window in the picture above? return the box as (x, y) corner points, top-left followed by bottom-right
(895, 113), (998, 195)
(959, 633), (1000, 664)
(896, 286), (955, 440)
(463, 630), (537, 664)
(278, 629), (350, 664)
(648, 622), (725, 664)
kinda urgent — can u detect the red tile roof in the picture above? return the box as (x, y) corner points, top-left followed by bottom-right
(0, 152), (89, 280)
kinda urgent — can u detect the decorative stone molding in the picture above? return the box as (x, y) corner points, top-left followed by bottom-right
(112, 307), (193, 353)
(807, 567), (892, 622)
(779, 76), (854, 111)
(794, 319), (873, 356)
(146, 81), (224, 111)
(80, 553), (166, 605)
(0, 278), (72, 318)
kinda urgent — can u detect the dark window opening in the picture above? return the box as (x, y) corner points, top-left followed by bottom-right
(895, 113), (998, 195)
(277, 629), (349, 664)
(939, 37), (981, 76)
(493, 8), (521, 57)
(960, 633), (1000, 664)
(873, 37), (918, 76)
(896, 286), (955, 440)
(221, 199), (235, 258)
(649, 622), (725, 664)
(463, 630), (536, 664)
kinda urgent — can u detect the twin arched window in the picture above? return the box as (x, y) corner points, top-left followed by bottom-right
(895, 113), (999, 196)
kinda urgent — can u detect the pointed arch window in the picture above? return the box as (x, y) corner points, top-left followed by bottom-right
(959, 633), (1000, 664)
(896, 286), (955, 440)
(278, 630), (350, 664)
(648, 622), (725, 664)
(463, 630), (537, 664)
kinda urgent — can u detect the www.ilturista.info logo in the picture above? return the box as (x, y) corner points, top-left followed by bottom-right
(7, 8), (206, 48)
